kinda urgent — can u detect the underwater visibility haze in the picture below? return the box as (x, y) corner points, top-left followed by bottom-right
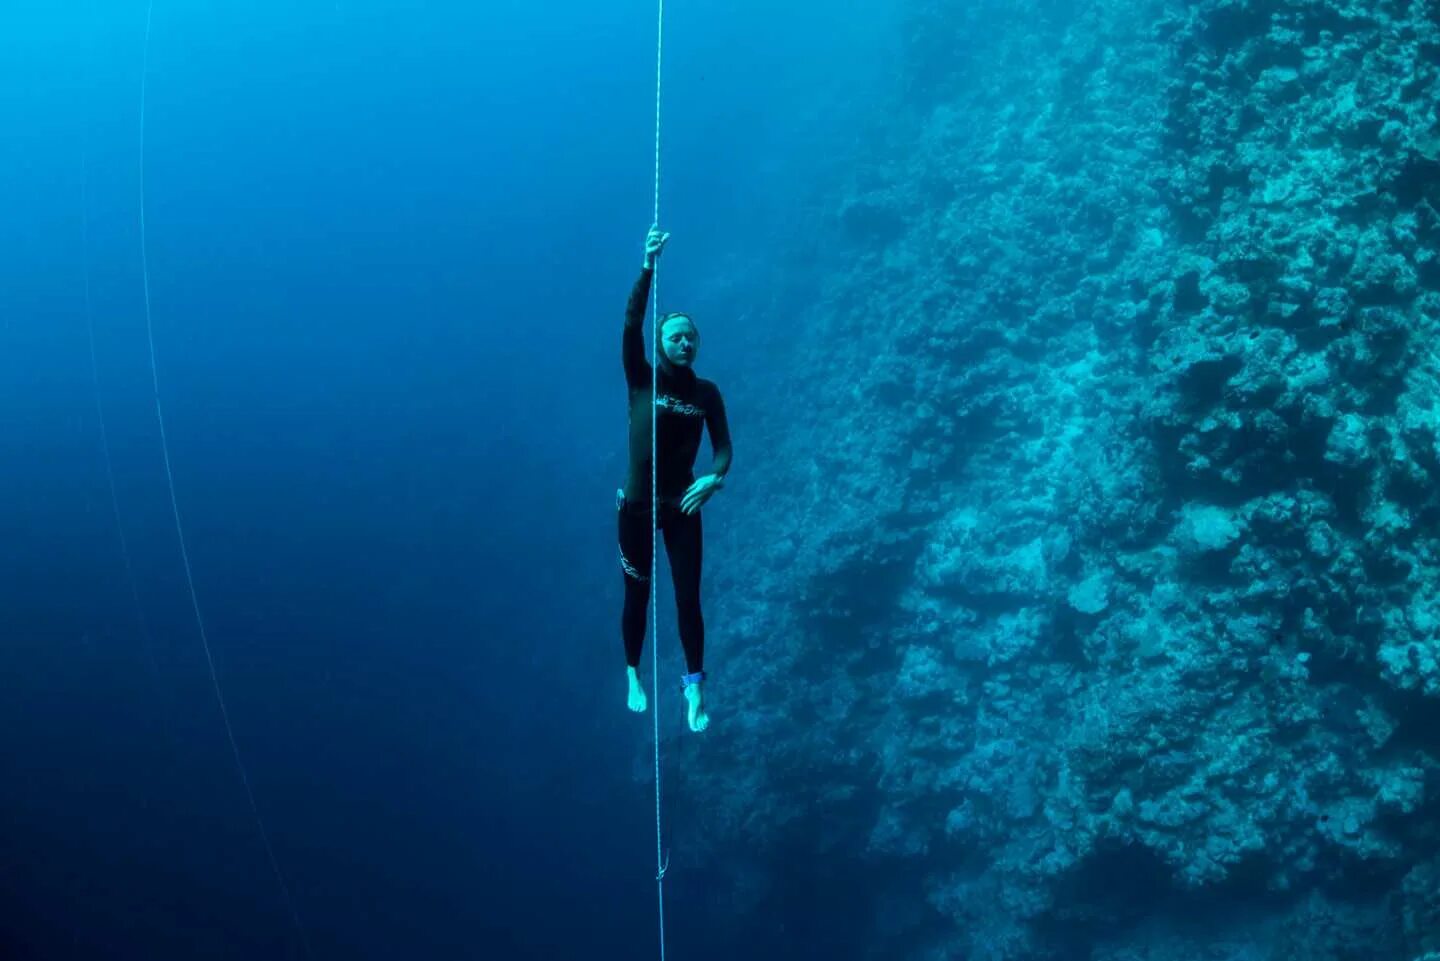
(3, 0), (1440, 959)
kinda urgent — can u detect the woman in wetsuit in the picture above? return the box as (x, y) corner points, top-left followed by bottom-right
(617, 225), (732, 733)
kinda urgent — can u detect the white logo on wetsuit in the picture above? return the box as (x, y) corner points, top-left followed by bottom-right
(620, 548), (648, 581)
(656, 394), (704, 418)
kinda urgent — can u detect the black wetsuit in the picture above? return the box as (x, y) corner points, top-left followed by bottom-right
(618, 266), (732, 678)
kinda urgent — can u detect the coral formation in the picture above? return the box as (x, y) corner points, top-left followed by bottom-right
(678, 0), (1440, 957)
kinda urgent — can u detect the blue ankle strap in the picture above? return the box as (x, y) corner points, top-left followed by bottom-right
(681, 671), (706, 687)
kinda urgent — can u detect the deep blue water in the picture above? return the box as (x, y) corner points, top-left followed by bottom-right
(0, 2), (895, 959)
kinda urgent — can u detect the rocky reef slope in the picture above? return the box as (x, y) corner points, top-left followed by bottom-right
(681, 0), (1440, 958)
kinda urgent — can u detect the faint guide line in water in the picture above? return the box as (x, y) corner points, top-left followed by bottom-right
(138, 4), (314, 957)
(80, 146), (162, 685)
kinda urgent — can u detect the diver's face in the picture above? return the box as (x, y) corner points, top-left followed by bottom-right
(662, 318), (698, 367)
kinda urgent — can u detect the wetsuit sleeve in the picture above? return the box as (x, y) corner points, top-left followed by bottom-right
(705, 384), (733, 479)
(624, 267), (654, 388)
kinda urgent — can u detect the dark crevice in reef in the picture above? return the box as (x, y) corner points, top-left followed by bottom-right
(1051, 605), (1099, 670)
(1177, 353), (1246, 410)
(1297, 627), (1380, 687)
(1418, 252), (1440, 292)
(1201, 0), (1282, 51)
(1395, 151), (1440, 207)
(1174, 270), (1207, 313)
(1150, 403), (1336, 511)
(1039, 843), (1302, 954)
(1171, 199), (1214, 244)
(1386, 688), (1440, 756)
(1046, 838), (1180, 927)
(1360, 544), (1414, 588)
(801, 524), (924, 653)
(1320, 467), (1371, 540)
(1388, 466), (1440, 520)
(1296, 2), (1375, 43)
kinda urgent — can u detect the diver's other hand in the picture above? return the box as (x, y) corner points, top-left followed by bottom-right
(681, 473), (723, 514)
(643, 224), (671, 270)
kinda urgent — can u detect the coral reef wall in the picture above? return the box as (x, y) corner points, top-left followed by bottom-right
(683, 0), (1440, 958)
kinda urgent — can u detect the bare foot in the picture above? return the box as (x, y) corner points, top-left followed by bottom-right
(684, 681), (709, 732)
(627, 667), (647, 713)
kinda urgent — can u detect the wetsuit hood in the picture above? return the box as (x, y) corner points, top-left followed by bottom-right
(657, 311), (698, 384)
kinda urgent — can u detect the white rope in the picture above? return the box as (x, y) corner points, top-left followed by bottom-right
(139, 5), (311, 956)
(650, 0), (668, 958)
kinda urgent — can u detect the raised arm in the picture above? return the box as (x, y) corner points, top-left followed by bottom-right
(624, 226), (671, 389)
(624, 267), (654, 388)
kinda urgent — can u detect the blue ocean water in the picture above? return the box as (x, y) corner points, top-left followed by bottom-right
(10, 1), (1440, 959)
(0, 2), (893, 959)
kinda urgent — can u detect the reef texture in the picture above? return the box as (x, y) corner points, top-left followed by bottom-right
(682, 0), (1440, 958)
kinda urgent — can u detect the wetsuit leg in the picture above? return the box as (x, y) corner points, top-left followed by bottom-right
(661, 506), (704, 675)
(618, 502), (652, 668)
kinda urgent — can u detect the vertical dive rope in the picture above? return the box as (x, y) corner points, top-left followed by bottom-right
(650, 0), (669, 958)
(138, 5), (312, 957)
